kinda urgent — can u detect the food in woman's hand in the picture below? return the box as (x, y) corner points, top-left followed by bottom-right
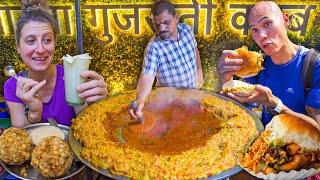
(222, 80), (256, 97)
(29, 126), (65, 145)
(0, 127), (32, 165)
(234, 46), (264, 78)
(31, 136), (73, 178)
(241, 114), (320, 177)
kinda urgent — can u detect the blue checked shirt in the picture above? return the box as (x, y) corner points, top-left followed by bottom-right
(142, 23), (197, 88)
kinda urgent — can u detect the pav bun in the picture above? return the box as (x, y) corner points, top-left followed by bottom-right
(266, 114), (320, 151)
(222, 80), (256, 97)
(234, 46), (264, 78)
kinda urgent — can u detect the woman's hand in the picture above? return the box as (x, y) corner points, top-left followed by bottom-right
(218, 50), (243, 83)
(77, 70), (108, 104)
(16, 77), (46, 111)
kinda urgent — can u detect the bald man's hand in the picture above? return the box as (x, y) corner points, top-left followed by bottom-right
(218, 50), (243, 83)
(225, 85), (278, 108)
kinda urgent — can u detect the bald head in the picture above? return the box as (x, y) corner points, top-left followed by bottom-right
(249, 1), (283, 22)
(248, 1), (291, 58)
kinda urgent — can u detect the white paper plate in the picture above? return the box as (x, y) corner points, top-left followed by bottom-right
(244, 167), (320, 180)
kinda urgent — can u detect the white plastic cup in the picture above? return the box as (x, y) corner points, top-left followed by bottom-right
(62, 53), (92, 106)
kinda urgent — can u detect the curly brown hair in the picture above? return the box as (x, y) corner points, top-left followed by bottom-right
(15, 0), (58, 44)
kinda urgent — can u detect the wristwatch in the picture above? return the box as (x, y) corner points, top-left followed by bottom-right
(266, 97), (283, 116)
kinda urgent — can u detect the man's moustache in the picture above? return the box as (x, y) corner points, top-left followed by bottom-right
(160, 31), (169, 34)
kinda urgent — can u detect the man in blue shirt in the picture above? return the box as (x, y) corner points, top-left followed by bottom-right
(218, 1), (320, 126)
(130, 0), (204, 119)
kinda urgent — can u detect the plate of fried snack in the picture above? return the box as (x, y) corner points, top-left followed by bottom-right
(240, 114), (320, 180)
(0, 123), (85, 180)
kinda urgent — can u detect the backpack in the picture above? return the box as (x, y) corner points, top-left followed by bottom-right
(302, 48), (320, 94)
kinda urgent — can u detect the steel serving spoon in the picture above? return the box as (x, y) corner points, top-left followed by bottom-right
(130, 101), (144, 124)
(4, 65), (18, 79)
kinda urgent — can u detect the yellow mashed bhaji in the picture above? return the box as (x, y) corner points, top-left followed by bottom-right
(71, 88), (260, 179)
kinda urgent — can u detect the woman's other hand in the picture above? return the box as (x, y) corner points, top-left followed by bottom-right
(225, 84), (278, 107)
(77, 70), (108, 104)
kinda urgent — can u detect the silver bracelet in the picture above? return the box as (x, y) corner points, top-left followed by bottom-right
(130, 101), (138, 111)
(26, 114), (34, 124)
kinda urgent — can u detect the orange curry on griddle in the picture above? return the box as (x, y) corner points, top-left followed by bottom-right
(107, 99), (222, 155)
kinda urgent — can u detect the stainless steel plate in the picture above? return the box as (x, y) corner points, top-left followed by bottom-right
(0, 123), (85, 180)
(69, 89), (264, 179)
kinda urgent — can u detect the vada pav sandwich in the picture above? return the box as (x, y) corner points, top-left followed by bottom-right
(222, 80), (256, 97)
(0, 127), (33, 165)
(234, 46), (264, 78)
(241, 114), (320, 179)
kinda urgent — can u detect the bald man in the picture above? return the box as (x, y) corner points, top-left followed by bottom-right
(218, 1), (320, 126)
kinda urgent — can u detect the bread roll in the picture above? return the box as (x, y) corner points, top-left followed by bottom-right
(266, 114), (320, 151)
(234, 46), (264, 78)
(222, 80), (256, 97)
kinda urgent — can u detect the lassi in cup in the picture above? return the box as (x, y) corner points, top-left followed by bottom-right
(62, 53), (92, 106)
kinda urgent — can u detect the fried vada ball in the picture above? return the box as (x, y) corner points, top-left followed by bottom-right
(31, 136), (73, 178)
(0, 127), (32, 165)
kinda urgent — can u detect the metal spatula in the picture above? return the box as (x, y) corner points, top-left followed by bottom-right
(4, 65), (18, 79)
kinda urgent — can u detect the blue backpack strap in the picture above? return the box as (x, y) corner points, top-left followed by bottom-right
(302, 48), (319, 94)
